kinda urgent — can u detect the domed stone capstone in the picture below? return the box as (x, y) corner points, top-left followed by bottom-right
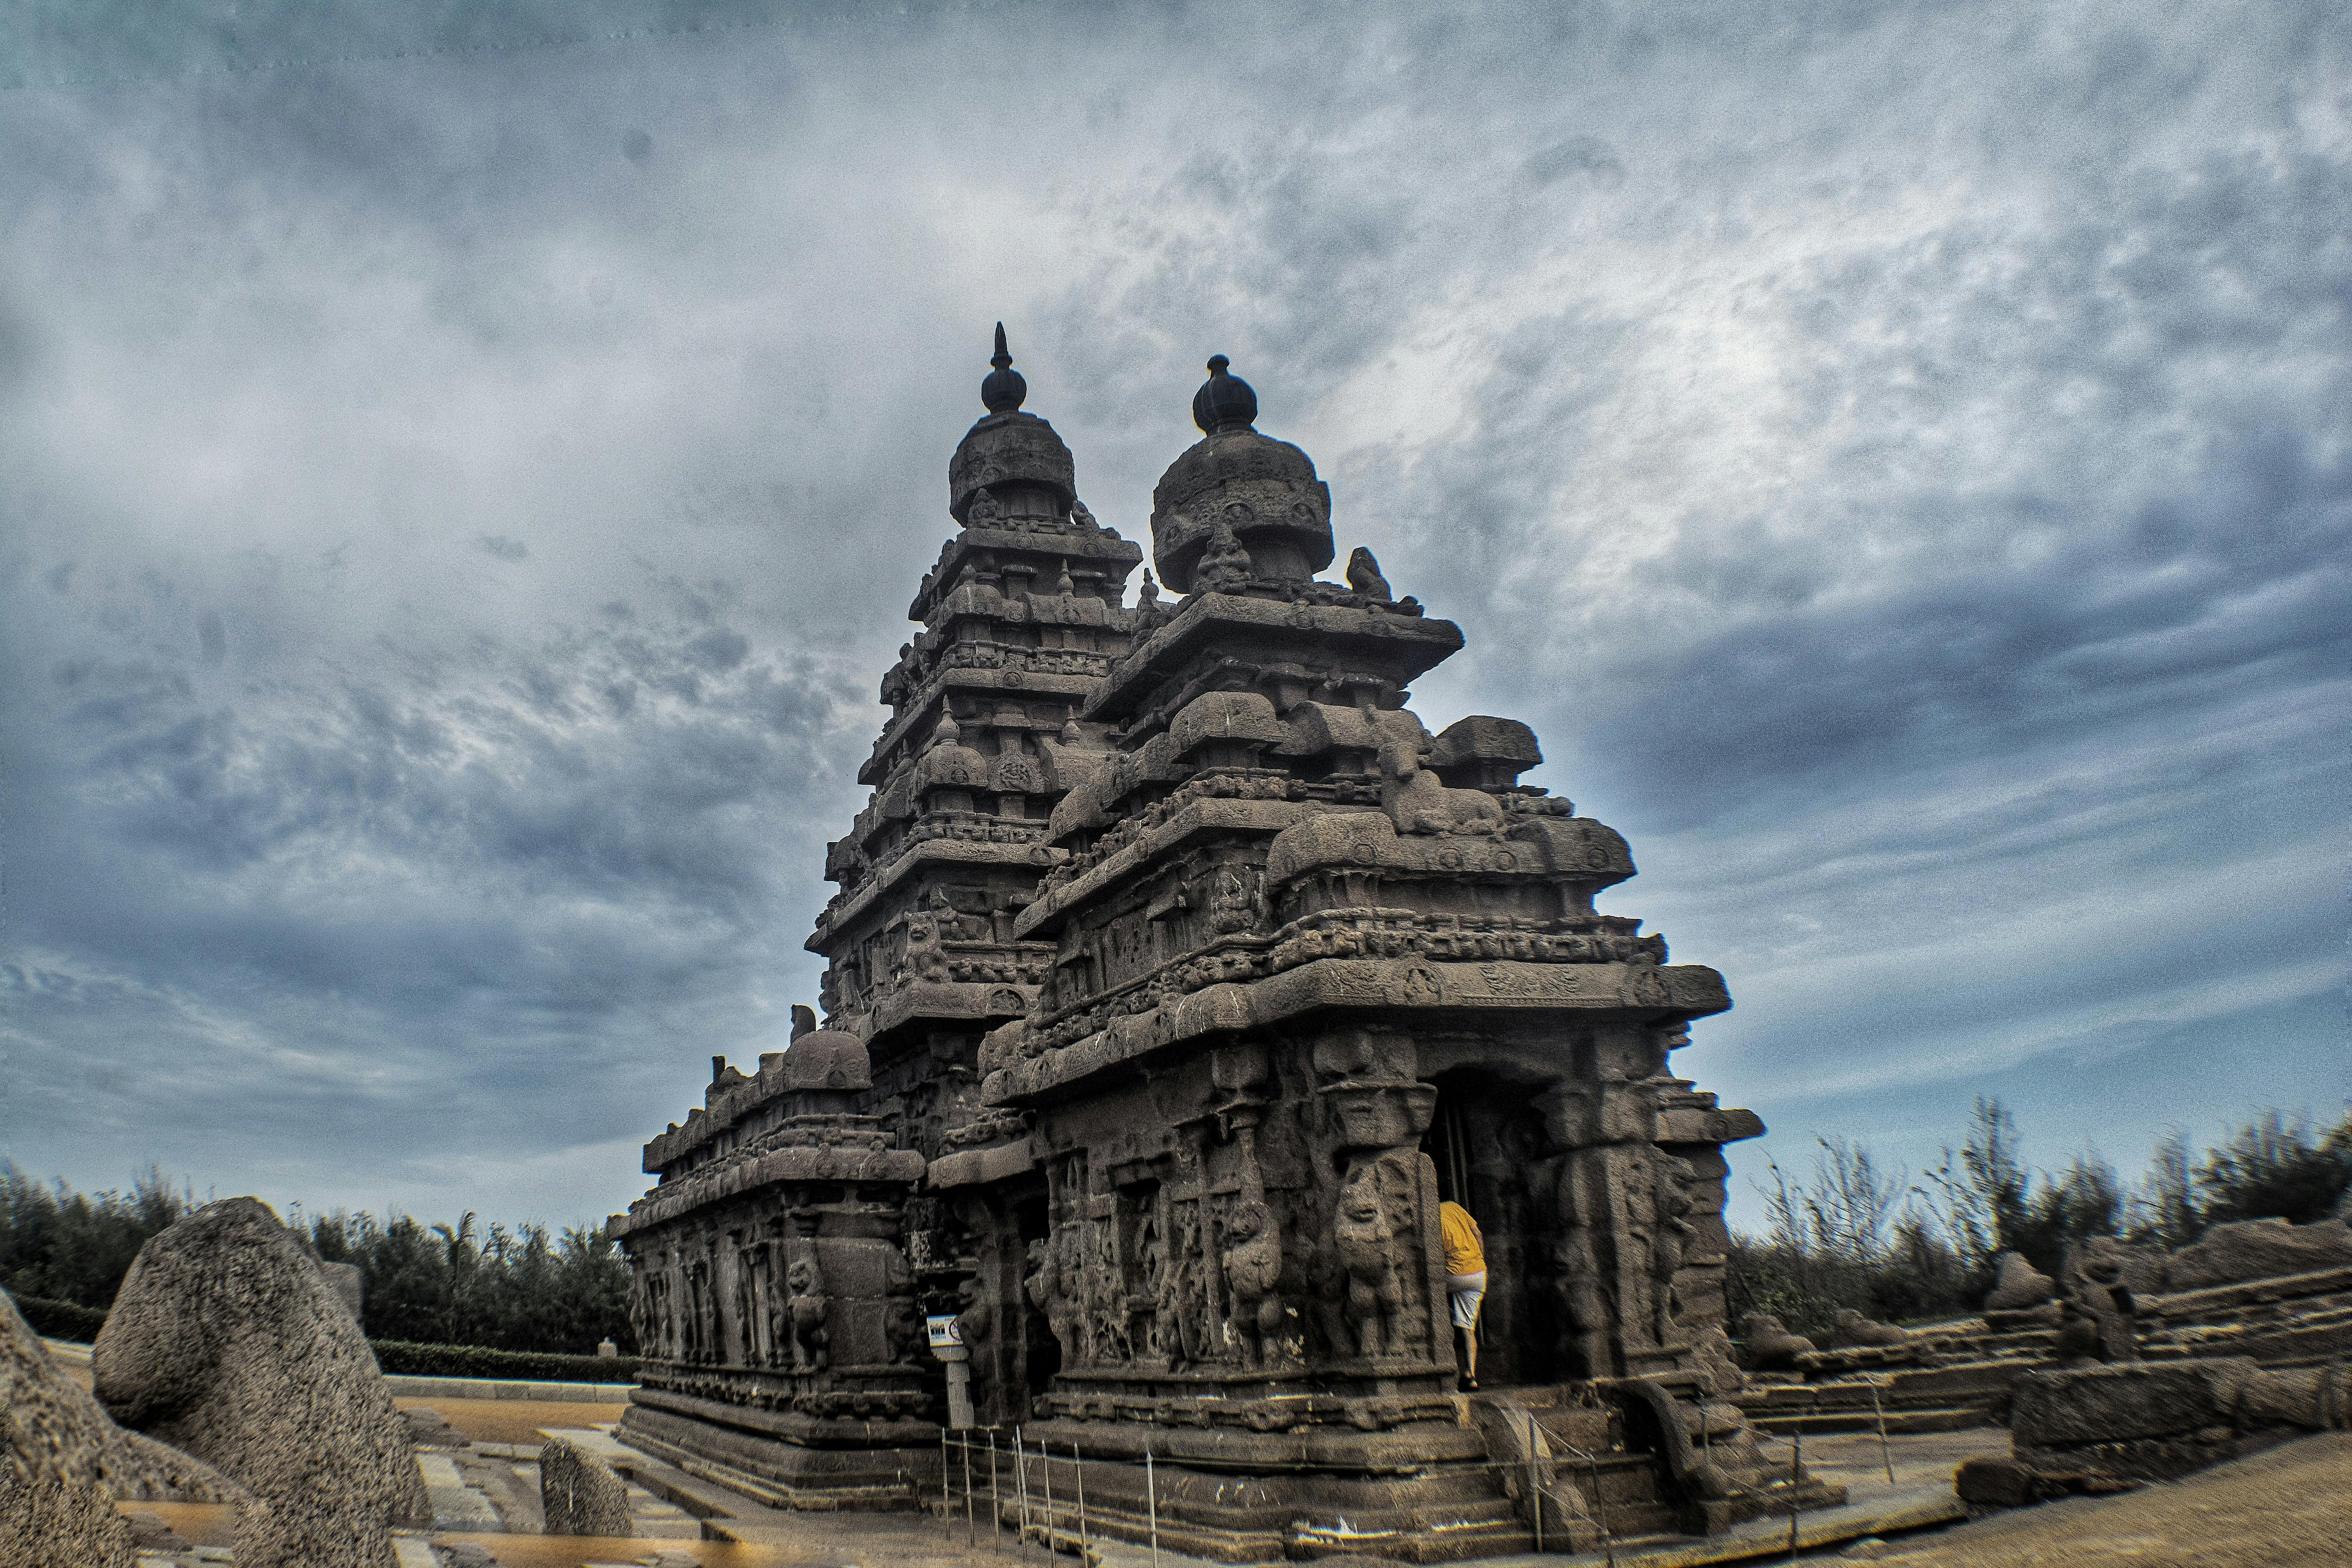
(948, 325), (1076, 526)
(1150, 355), (1332, 592)
(778, 1028), (872, 1092)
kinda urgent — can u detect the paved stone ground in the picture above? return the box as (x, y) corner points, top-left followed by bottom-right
(397, 1397), (630, 1449)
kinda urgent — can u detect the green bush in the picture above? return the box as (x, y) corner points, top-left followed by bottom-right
(367, 1338), (638, 1384)
(10, 1292), (109, 1343)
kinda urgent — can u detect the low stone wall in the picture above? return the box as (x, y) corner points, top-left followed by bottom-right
(383, 1374), (635, 1403)
(1737, 1263), (2352, 1436)
(2009, 1358), (2352, 1482)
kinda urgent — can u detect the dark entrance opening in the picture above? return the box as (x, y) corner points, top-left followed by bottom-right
(1420, 1068), (1567, 1388)
(1016, 1193), (1060, 1397)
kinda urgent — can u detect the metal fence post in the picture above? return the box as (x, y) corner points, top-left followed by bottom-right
(1073, 1441), (1089, 1557)
(964, 1434), (976, 1549)
(1014, 1425), (1031, 1554)
(989, 1428), (1002, 1544)
(1871, 1378), (1895, 1485)
(1042, 1427), (1056, 1552)
(941, 1430), (952, 1535)
(1786, 1429), (1802, 1558)
(1146, 1445), (1161, 1568)
(1523, 1411), (1542, 1553)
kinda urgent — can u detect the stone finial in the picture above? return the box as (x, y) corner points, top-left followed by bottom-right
(981, 322), (1026, 414)
(948, 327), (1074, 524)
(1150, 354), (1332, 593)
(1192, 354), (1258, 434)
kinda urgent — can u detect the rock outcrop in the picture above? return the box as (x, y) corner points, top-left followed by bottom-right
(2, 1289), (243, 1568)
(0, 1428), (136, 1568)
(93, 1197), (428, 1568)
(539, 1435), (633, 1536)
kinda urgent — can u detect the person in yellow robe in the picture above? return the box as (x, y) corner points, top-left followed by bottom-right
(1440, 1200), (1485, 1389)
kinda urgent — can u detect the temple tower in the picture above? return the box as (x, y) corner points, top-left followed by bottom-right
(612, 340), (1838, 1553)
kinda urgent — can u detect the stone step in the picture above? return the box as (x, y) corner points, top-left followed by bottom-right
(1744, 1405), (1991, 1437)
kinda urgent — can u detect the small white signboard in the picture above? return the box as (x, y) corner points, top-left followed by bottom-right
(926, 1313), (963, 1348)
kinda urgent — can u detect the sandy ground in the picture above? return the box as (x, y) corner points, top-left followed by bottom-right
(429, 1519), (1032, 1568)
(1823, 1432), (2352, 1568)
(114, 1501), (236, 1547)
(396, 1395), (630, 1447)
(89, 1381), (2352, 1567)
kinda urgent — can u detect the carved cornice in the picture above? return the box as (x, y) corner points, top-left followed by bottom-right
(979, 955), (1732, 1107)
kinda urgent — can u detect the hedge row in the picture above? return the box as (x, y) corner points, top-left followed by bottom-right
(9, 1296), (637, 1385)
(13, 1293), (108, 1343)
(367, 1338), (639, 1384)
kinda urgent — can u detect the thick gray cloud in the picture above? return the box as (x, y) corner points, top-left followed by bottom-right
(1, 1), (2345, 1229)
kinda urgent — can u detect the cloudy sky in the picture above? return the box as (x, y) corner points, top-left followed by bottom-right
(2, 2), (2345, 1237)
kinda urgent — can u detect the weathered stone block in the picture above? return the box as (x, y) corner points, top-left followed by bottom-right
(2010, 1359), (2258, 1447)
(540, 1435), (633, 1537)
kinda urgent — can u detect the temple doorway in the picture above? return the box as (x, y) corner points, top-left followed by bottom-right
(1420, 1069), (1568, 1388)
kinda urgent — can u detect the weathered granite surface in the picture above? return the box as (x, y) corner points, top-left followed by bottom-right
(2007, 1357), (2352, 1482)
(94, 1198), (428, 1568)
(0, 1289), (241, 1510)
(540, 1434), (633, 1536)
(0, 1433), (136, 1568)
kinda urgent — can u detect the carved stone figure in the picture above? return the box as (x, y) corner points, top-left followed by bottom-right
(1345, 545), (1393, 601)
(1648, 1153), (1702, 1342)
(785, 1257), (830, 1372)
(1221, 1203), (1287, 1366)
(1334, 1171), (1406, 1357)
(1984, 1250), (2060, 1313)
(1208, 865), (1264, 935)
(93, 1199), (427, 1568)
(2052, 1255), (2137, 1366)
(1551, 1231), (1614, 1380)
(1376, 721), (1508, 838)
(1194, 517), (1252, 593)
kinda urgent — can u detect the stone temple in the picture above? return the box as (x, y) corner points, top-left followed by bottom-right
(608, 331), (1835, 1558)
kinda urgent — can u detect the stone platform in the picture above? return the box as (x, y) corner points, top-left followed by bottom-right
(1736, 1263), (2352, 1437)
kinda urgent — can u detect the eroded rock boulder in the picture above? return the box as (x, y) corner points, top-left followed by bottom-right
(2, 1289), (243, 1568)
(539, 1435), (633, 1536)
(1737, 1311), (1815, 1371)
(0, 1429), (136, 1568)
(1826, 1308), (1910, 1348)
(93, 1197), (428, 1568)
(2163, 1217), (2352, 1292)
(1982, 1251), (2058, 1312)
